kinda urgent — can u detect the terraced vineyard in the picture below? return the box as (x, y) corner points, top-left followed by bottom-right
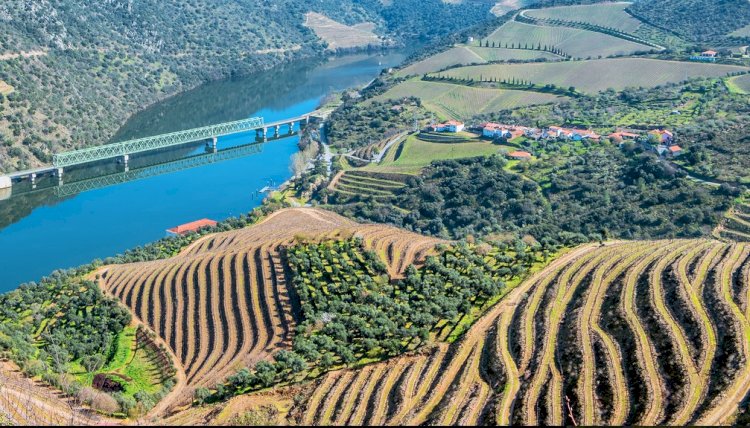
(98, 208), (444, 406)
(329, 170), (408, 199)
(373, 79), (563, 120)
(398, 46), (559, 77)
(0, 364), (104, 426)
(524, 2), (643, 33)
(274, 239), (750, 425)
(716, 200), (750, 242)
(483, 20), (651, 59)
(437, 58), (749, 94)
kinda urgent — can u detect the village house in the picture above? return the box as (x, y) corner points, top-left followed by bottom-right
(548, 126), (600, 141)
(608, 130), (640, 143)
(668, 145), (683, 157)
(691, 50), (718, 62)
(649, 129), (674, 144)
(481, 123), (529, 139)
(431, 120), (465, 133)
(507, 150), (532, 160)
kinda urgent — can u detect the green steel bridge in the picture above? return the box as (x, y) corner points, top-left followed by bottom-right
(54, 141), (266, 198)
(2, 112), (320, 187)
(53, 114), (311, 170)
(5, 140), (270, 200)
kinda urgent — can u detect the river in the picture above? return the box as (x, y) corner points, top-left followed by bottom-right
(0, 51), (408, 291)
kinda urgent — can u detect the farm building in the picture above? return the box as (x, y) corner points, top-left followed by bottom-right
(691, 50), (718, 62)
(649, 129), (674, 143)
(608, 130), (641, 142)
(507, 150), (532, 160)
(668, 145), (683, 157)
(432, 120), (465, 133)
(167, 218), (218, 236)
(481, 123), (529, 139)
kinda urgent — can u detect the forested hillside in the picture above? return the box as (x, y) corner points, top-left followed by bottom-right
(628, 0), (750, 42)
(0, 0), (494, 173)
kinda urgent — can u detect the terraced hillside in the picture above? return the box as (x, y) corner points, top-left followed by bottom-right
(0, 363), (106, 426)
(437, 58), (749, 94)
(329, 170), (408, 200)
(483, 20), (651, 59)
(525, 2), (643, 33)
(716, 200), (750, 242)
(236, 239), (750, 425)
(398, 46), (559, 77)
(97, 208), (444, 407)
(373, 79), (564, 120)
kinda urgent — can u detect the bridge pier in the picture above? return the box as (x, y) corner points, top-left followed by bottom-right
(30, 173), (36, 187)
(206, 136), (218, 152)
(274, 125), (280, 138)
(56, 168), (64, 185)
(305, 115), (310, 125)
(288, 121), (295, 134)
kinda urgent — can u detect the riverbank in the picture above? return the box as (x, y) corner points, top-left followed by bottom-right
(0, 51), (409, 291)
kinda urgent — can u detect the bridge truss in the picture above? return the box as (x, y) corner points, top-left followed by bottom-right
(53, 117), (264, 168)
(55, 142), (265, 198)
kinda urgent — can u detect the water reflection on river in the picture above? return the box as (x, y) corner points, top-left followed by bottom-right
(0, 51), (407, 291)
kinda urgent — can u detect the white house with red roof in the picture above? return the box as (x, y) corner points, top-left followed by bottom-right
(668, 145), (683, 157)
(692, 50), (718, 62)
(481, 123), (529, 139)
(432, 120), (465, 133)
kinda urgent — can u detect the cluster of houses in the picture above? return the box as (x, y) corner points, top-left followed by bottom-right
(609, 128), (682, 158)
(428, 119), (683, 160)
(479, 122), (601, 142)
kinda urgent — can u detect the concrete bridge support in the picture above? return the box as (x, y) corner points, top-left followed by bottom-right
(288, 121), (295, 134)
(56, 168), (64, 185)
(30, 173), (36, 188)
(207, 136), (218, 152)
(274, 125), (280, 138)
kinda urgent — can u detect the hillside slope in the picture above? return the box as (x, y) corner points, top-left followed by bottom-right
(628, 0), (750, 41)
(97, 208), (444, 412)
(173, 239), (750, 425)
(0, 0), (494, 173)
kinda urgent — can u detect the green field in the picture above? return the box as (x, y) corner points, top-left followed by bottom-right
(524, 2), (642, 33)
(438, 58), (750, 93)
(484, 21), (652, 59)
(364, 134), (511, 173)
(72, 326), (164, 397)
(726, 74), (750, 94)
(373, 79), (563, 120)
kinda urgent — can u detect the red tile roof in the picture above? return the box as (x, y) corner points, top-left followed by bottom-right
(167, 219), (218, 235)
(508, 150), (532, 159)
(669, 145), (682, 152)
(702, 50), (718, 56)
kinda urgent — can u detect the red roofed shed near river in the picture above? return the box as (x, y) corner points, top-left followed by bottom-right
(167, 219), (218, 236)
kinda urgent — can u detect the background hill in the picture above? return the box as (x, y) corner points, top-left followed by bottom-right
(0, 0), (494, 173)
(628, 0), (750, 42)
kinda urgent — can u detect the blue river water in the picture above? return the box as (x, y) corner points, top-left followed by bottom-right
(0, 51), (408, 291)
